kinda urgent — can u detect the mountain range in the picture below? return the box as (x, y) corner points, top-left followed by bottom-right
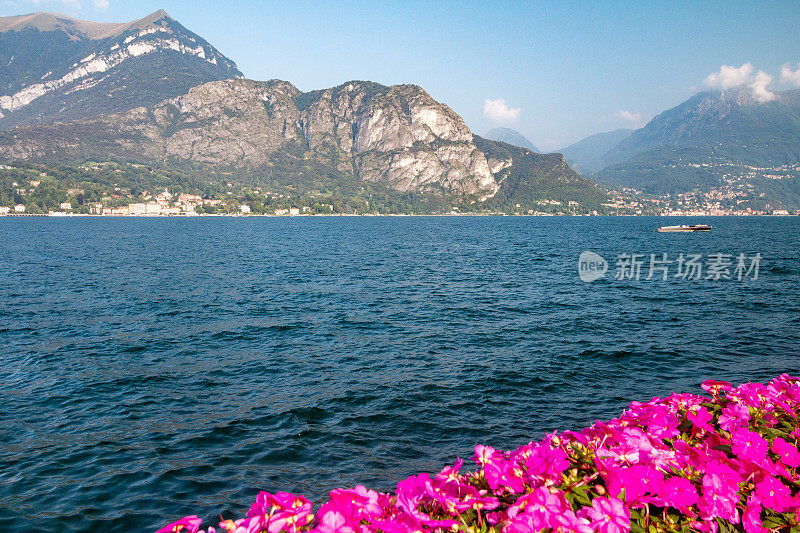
(597, 88), (800, 193)
(0, 10), (609, 214)
(2, 9), (800, 213)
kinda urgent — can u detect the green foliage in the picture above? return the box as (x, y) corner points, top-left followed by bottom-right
(475, 136), (610, 213)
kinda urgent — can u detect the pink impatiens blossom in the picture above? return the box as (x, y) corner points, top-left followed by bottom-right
(581, 496), (631, 533)
(606, 465), (664, 506)
(473, 444), (501, 467)
(718, 402), (750, 432)
(754, 475), (793, 512)
(743, 495), (767, 533)
(157, 516), (203, 533)
(504, 509), (548, 533)
(312, 508), (354, 533)
(731, 428), (769, 463)
(660, 476), (699, 513)
(691, 520), (720, 533)
(245, 491), (314, 533)
(687, 406), (715, 433)
(702, 380), (734, 396)
(549, 509), (593, 533)
(309, 485), (384, 533)
(434, 458), (463, 483)
(698, 462), (742, 522)
(394, 473), (431, 520)
(772, 437), (800, 468)
(394, 473), (460, 530)
(522, 442), (570, 484)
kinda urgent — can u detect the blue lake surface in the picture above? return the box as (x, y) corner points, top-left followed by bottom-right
(1, 216), (798, 532)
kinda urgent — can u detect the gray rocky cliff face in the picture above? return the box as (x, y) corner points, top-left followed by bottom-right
(296, 82), (495, 196)
(0, 78), (500, 197)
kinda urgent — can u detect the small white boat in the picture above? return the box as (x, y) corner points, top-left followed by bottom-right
(657, 224), (712, 232)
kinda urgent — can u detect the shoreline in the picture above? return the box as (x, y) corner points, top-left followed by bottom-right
(1, 212), (798, 218)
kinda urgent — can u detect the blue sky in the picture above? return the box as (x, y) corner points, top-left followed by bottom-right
(2, 0), (800, 150)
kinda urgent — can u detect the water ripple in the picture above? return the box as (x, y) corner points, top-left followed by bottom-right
(0, 216), (798, 532)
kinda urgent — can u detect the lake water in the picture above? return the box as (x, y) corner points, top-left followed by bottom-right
(1, 216), (798, 532)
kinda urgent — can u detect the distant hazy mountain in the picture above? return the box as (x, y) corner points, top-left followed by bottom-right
(0, 10), (242, 129)
(597, 87), (800, 192)
(485, 127), (541, 152)
(558, 129), (633, 174)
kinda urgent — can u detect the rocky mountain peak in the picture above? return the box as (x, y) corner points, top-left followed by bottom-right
(0, 9), (242, 129)
(0, 9), (174, 41)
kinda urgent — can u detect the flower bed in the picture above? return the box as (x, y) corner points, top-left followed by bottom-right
(159, 375), (800, 533)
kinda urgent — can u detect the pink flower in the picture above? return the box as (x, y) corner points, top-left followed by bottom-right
(606, 465), (664, 506)
(702, 380), (733, 396)
(507, 487), (568, 521)
(729, 383), (769, 408)
(743, 495), (767, 533)
(394, 473), (431, 520)
(246, 491), (314, 533)
(523, 443), (570, 484)
(483, 455), (526, 493)
(718, 403), (750, 432)
(435, 458), (463, 483)
(660, 476), (699, 513)
(394, 474), (459, 529)
(429, 472), (499, 513)
(473, 444), (501, 466)
(549, 510), (593, 533)
(504, 510), (548, 533)
(687, 406), (715, 433)
(313, 507), (355, 533)
(772, 437), (800, 468)
(698, 462), (742, 522)
(157, 516), (203, 533)
(581, 496), (630, 533)
(690, 520), (719, 533)
(755, 475), (792, 512)
(327, 485), (382, 524)
(731, 428), (768, 463)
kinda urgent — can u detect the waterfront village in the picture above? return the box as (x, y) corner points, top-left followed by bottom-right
(1, 161), (799, 216)
(0, 186), (328, 216)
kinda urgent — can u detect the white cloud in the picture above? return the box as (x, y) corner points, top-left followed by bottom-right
(483, 98), (520, 124)
(703, 63), (754, 90)
(750, 70), (775, 102)
(615, 110), (642, 123)
(781, 63), (800, 86)
(94, 0), (110, 8)
(702, 62), (775, 103)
